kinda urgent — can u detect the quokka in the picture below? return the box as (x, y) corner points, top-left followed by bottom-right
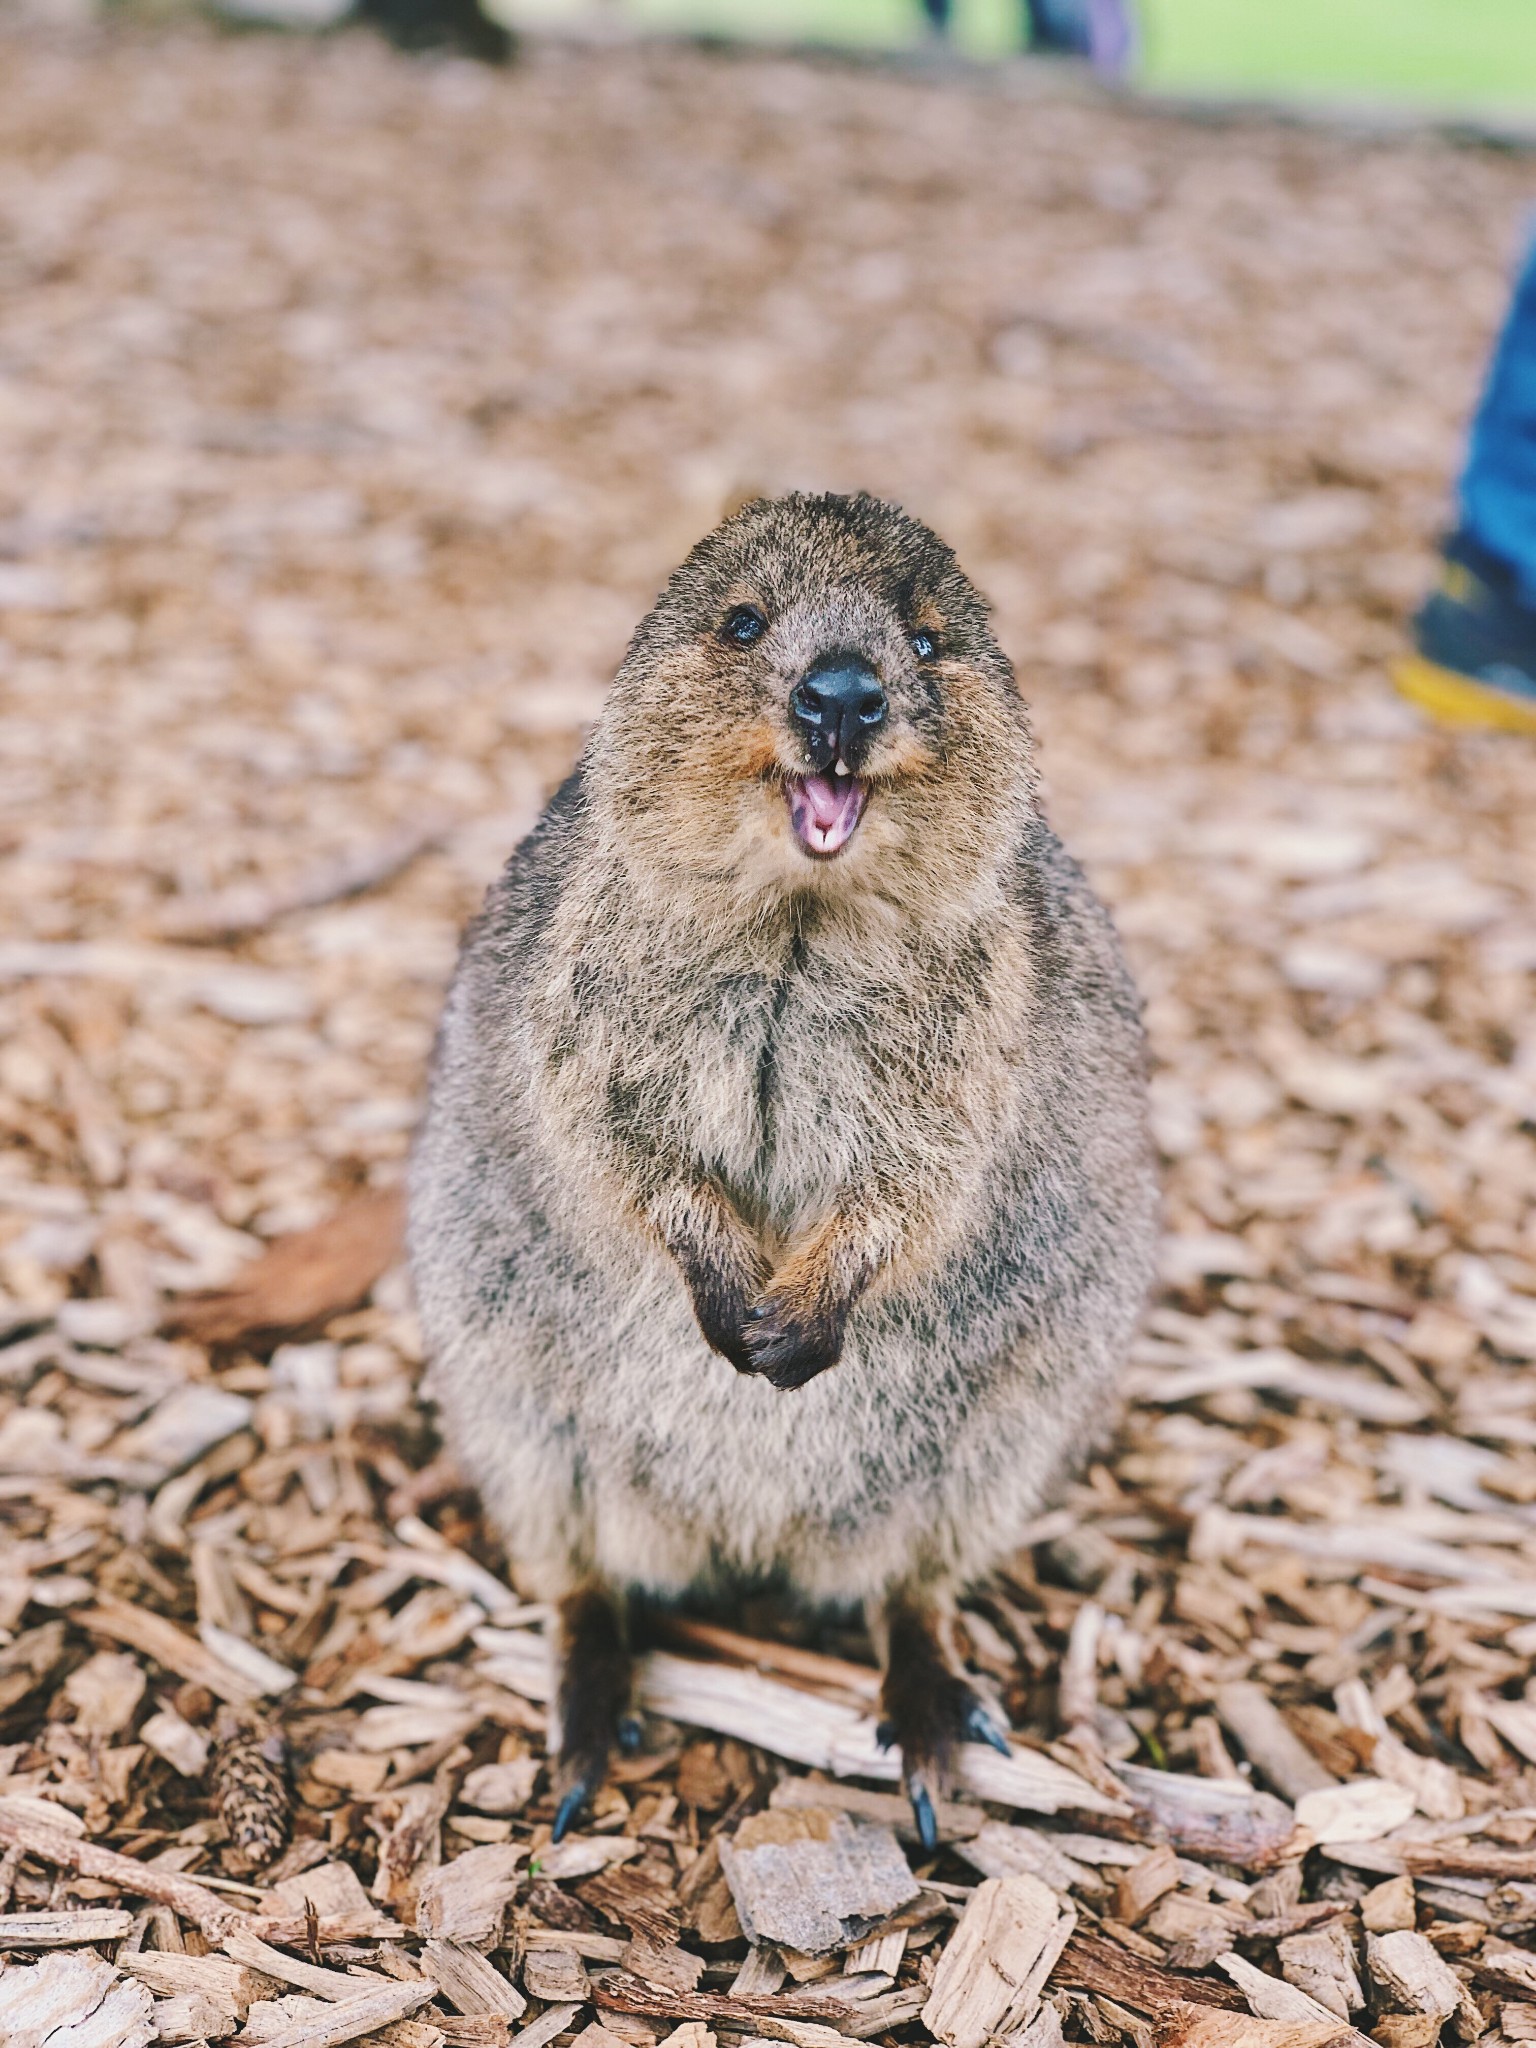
(410, 491), (1156, 1843)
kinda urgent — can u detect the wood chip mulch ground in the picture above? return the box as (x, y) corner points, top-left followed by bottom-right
(1, 19), (1535, 2047)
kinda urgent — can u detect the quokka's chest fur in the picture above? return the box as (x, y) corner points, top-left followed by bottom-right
(531, 887), (1031, 1254)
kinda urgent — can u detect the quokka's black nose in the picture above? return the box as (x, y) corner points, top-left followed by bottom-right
(788, 655), (887, 771)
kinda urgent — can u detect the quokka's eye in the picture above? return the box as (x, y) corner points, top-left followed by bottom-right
(723, 605), (767, 647)
(910, 630), (937, 661)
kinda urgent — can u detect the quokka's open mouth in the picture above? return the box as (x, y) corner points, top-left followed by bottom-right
(785, 770), (867, 857)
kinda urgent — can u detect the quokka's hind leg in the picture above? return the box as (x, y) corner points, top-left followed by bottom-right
(551, 1583), (639, 1842)
(876, 1587), (1011, 1852)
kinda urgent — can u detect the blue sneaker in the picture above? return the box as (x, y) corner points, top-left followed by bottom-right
(1395, 533), (1536, 733)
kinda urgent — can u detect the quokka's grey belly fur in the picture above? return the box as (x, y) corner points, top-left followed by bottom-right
(409, 772), (1157, 1613)
(414, 1177), (1133, 1605)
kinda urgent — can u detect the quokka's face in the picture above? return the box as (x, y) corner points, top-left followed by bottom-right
(602, 493), (1032, 895)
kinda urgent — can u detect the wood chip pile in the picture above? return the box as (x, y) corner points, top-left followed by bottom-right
(1, 19), (1535, 2048)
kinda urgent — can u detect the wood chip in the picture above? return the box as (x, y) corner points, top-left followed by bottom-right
(1361, 1877), (1418, 1934)
(234, 1980), (436, 2048)
(1277, 1926), (1365, 2020)
(265, 1861), (390, 1924)
(1295, 1781), (1416, 1846)
(1477, 1947), (1536, 2001)
(416, 1843), (523, 1946)
(109, 1383), (253, 1482)
(1367, 1932), (1485, 2040)
(566, 2026), (632, 2048)
(957, 1819), (1098, 1891)
(591, 1968), (848, 2048)
(718, 1811), (919, 1957)
(732, 1950), (787, 1997)
(0, 1951), (152, 2048)
(1155, 2005), (1356, 2048)
(140, 1704), (212, 1778)
(119, 1950), (275, 2011)
(0, 1908), (134, 1946)
(373, 1782), (450, 1915)
(654, 2027), (715, 2048)
(620, 1939), (705, 1995)
(1214, 1952), (1366, 2040)
(1332, 1685), (1465, 1823)
(421, 1940), (528, 2020)
(767, 1774), (984, 1844)
(1056, 1933), (1247, 2016)
(921, 1874), (1076, 2048)
(149, 1988), (238, 2044)
(534, 1835), (643, 1882)
(459, 1759), (540, 1817)
(510, 2003), (583, 2048)
(221, 1930), (379, 2002)
(523, 1949), (592, 2003)
(1116, 1847), (1182, 1925)
(1215, 1685), (1337, 1804)
(1117, 1766), (1301, 1867)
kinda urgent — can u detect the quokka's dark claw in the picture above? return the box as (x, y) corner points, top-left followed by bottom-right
(616, 1712), (644, 1755)
(963, 1698), (1013, 1754)
(907, 1778), (939, 1853)
(551, 1785), (589, 1844)
(875, 1718), (898, 1751)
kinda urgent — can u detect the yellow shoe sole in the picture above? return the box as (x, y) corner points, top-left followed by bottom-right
(1393, 654), (1536, 733)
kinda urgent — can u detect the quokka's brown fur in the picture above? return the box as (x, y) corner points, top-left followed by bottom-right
(409, 492), (1157, 1838)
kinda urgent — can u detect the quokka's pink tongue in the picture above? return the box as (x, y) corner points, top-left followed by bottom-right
(786, 772), (865, 856)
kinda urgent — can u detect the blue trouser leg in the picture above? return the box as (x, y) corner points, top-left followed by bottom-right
(1024, 0), (1134, 66)
(1459, 234), (1536, 609)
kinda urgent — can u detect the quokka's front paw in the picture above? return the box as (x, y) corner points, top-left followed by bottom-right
(680, 1260), (765, 1375)
(741, 1290), (846, 1390)
(687, 1281), (761, 1376)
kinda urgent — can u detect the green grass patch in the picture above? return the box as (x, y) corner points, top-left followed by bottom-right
(500, 0), (1536, 113)
(1137, 0), (1536, 107)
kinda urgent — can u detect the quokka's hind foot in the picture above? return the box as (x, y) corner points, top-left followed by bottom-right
(551, 1584), (635, 1843)
(878, 1593), (1011, 1851)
